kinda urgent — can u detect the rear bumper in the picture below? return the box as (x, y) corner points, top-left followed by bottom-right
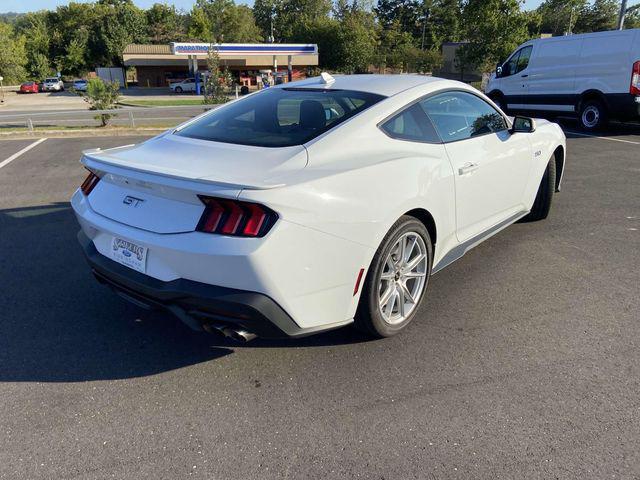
(78, 230), (320, 338)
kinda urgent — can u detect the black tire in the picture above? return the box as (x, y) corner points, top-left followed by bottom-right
(175, 86), (183, 93)
(521, 158), (556, 222)
(579, 98), (607, 131)
(355, 216), (433, 338)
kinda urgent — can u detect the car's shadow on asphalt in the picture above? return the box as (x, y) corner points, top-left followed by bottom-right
(0, 203), (371, 383)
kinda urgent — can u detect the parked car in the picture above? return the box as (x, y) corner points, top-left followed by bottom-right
(487, 28), (640, 131)
(72, 79), (88, 92)
(42, 77), (64, 92)
(72, 74), (566, 341)
(170, 78), (196, 93)
(19, 81), (39, 94)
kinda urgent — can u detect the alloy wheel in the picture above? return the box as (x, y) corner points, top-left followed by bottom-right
(377, 232), (428, 325)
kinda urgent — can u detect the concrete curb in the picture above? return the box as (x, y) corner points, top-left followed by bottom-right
(116, 101), (152, 108)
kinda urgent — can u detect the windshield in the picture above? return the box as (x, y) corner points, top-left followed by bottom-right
(175, 87), (385, 147)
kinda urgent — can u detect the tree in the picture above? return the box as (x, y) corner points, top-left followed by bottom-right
(0, 23), (28, 84)
(225, 5), (264, 42)
(574, 0), (618, 33)
(146, 3), (185, 43)
(458, 0), (529, 72)
(335, 6), (378, 73)
(80, 78), (121, 126)
(187, 0), (262, 42)
(61, 33), (90, 77)
(426, 0), (462, 48)
(187, 5), (213, 40)
(204, 45), (231, 104)
(253, 0), (278, 40)
(48, 3), (98, 74)
(624, 8), (640, 29)
(274, 0), (333, 41)
(379, 19), (416, 70)
(523, 8), (542, 37)
(291, 17), (342, 69)
(91, 0), (147, 66)
(15, 12), (52, 80)
(375, 0), (421, 34)
(536, 0), (587, 35)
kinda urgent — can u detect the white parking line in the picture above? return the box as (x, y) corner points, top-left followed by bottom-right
(565, 131), (640, 145)
(0, 138), (48, 170)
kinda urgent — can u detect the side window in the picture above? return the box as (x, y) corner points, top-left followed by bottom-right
(380, 104), (440, 143)
(420, 91), (507, 143)
(516, 46), (532, 73)
(504, 50), (521, 77)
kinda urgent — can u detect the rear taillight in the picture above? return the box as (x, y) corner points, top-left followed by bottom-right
(631, 61), (640, 95)
(80, 171), (100, 196)
(196, 196), (277, 237)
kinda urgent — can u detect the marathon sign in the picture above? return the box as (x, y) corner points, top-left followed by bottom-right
(170, 43), (318, 56)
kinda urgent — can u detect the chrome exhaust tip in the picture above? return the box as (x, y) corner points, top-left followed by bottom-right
(223, 328), (257, 342)
(203, 323), (257, 342)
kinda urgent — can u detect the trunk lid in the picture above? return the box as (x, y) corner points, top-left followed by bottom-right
(82, 133), (307, 234)
(84, 133), (308, 188)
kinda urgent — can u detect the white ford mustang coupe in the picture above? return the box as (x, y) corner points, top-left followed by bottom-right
(72, 74), (566, 341)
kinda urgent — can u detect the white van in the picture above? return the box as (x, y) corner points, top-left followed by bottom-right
(486, 29), (640, 130)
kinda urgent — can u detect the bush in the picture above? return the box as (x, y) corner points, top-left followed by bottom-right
(79, 78), (121, 127)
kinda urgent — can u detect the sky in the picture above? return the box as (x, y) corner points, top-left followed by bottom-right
(1, 0), (546, 14)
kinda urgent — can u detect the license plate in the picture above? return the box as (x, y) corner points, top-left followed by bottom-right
(110, 237), (147, 273)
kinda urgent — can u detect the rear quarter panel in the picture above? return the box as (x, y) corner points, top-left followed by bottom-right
(238, 122), (458, 275)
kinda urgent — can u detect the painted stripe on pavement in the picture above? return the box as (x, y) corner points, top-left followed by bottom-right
(0, 138), (48, 170)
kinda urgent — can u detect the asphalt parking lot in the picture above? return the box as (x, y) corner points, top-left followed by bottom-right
(0, 126), (639, 479)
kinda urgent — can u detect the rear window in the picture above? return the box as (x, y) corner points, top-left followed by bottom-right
(175, 88), (385, 147)
(45, 78), (58, 82)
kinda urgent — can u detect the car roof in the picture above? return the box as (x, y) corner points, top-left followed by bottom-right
(278, 74), (444, 97)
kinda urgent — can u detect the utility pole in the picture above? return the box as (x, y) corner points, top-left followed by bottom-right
(268, 6), (275, 43)
(421, 8), (430, 50)
(618, 0), (629, 29)
(618, 0), (640, 28)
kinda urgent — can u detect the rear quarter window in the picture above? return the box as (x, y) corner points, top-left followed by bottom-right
(380, 104), (440, 143)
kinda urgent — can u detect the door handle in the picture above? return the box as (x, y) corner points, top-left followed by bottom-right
(458, 163), (479, 175)
(521, 74), (528, 78)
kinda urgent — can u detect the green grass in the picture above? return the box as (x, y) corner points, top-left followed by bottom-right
(0, 124), (172, 135)
(119, 99), (205, 107)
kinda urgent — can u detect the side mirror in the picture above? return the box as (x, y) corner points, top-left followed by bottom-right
(510, 116), (536, 134)
(496, 64), (503, 78)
